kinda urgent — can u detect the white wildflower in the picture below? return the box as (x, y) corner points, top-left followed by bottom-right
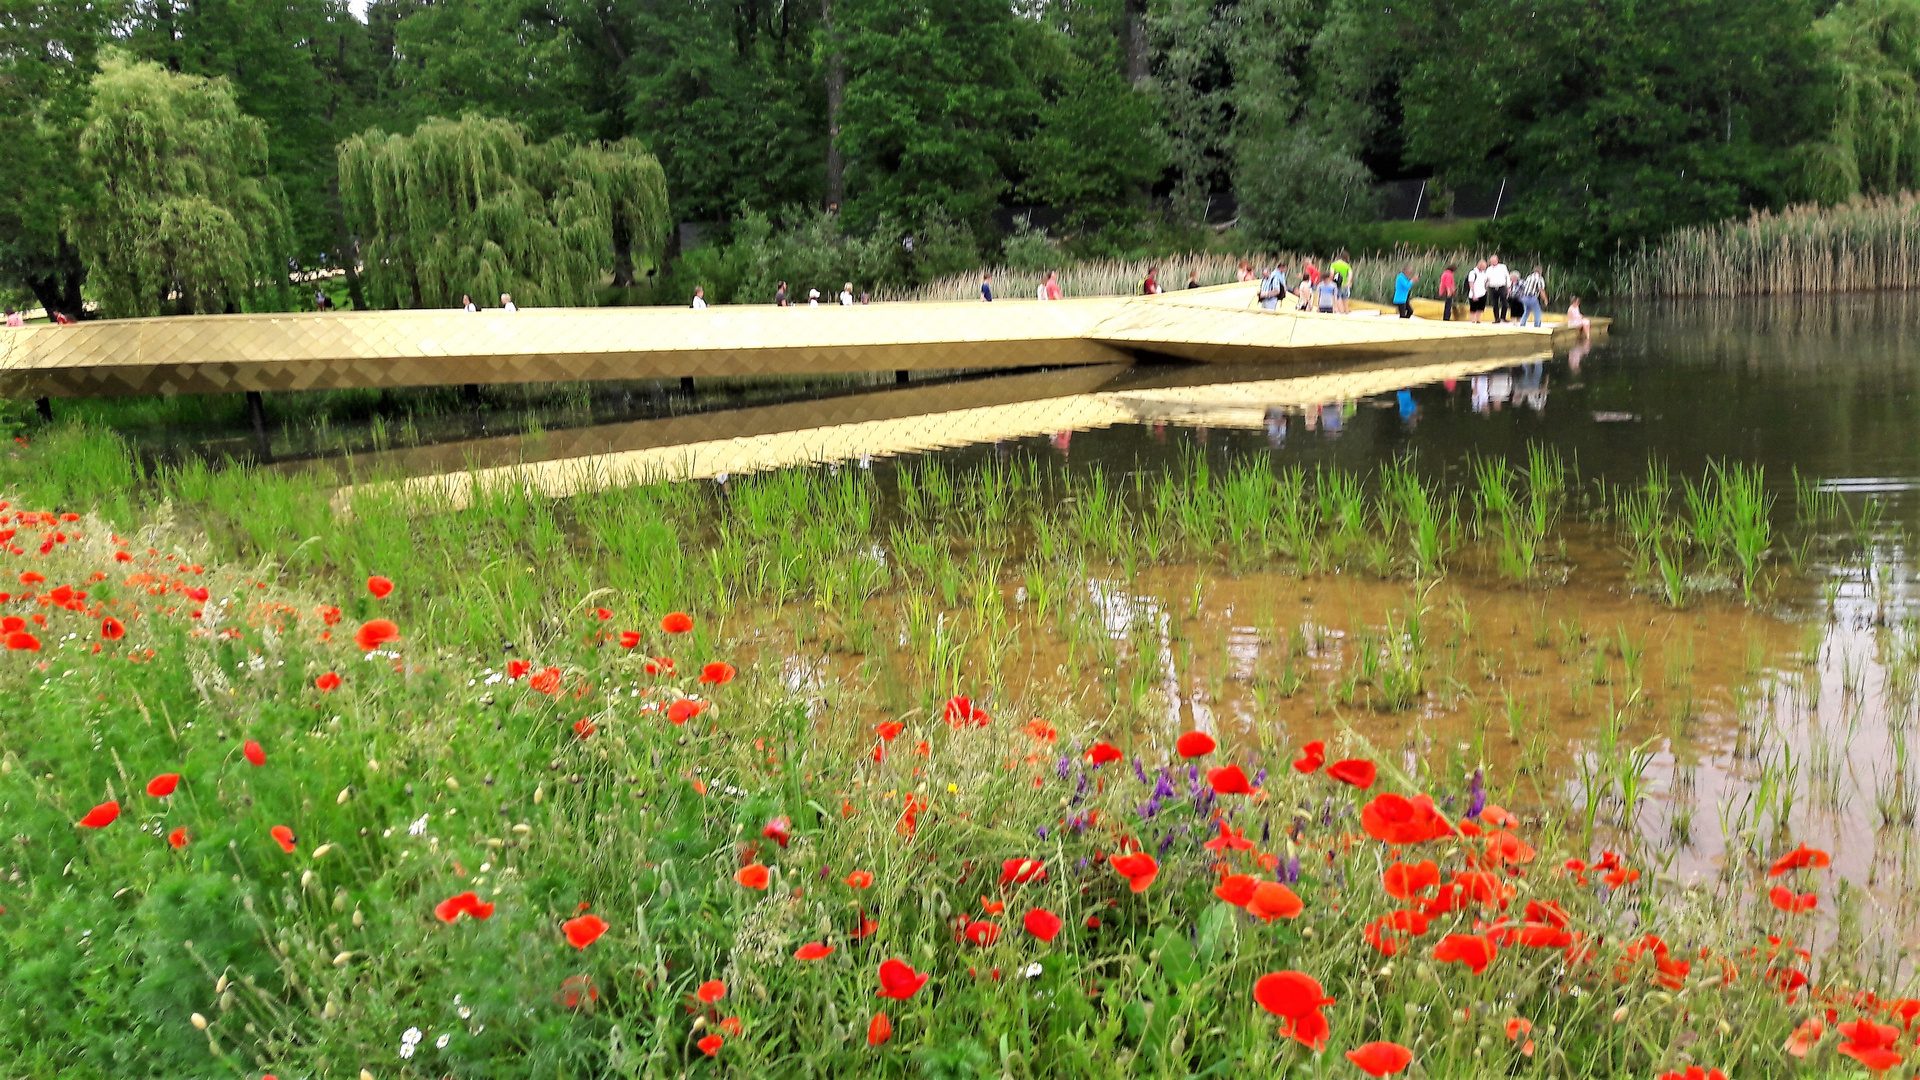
(399, 1027), (422, 1059)
(408, 814), (430, 837)
(435, 1033), (450, 1050)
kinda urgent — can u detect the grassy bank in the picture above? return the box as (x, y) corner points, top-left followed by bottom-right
(0, 428), (1910, 1077)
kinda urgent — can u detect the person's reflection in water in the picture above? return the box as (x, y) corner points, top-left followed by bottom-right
(1263, 407), (1288, 448)
(1304, 404), (1320, 432)
(1151, 422), (1168, 442)
(1051, 430), (1072, 456)
(1472, 375), (1491, 414)
(1486, 370), (1513, 411)
(1396, 390), (1419, 428)
(1567, 340), (1590, 374)
(1515, 363), (1548, 412)
(1319, 403), (1343, 436)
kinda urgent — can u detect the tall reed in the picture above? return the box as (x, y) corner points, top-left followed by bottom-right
(1617, 193), (1920, 298)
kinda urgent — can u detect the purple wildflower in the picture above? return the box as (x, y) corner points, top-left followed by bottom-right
(1134, 757), (1149, 784)
(1467, 767), (1487, 819)
(1057, 756), (1071, 780)
(1158, 831), (1177, 855)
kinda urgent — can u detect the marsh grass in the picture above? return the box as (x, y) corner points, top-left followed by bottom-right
(1619, 194), (1920, 298)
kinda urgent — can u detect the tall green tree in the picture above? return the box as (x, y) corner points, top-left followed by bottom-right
(0, 0), (121, 318)
(337, 113), (668, 308)
(126, 0), (379, 266)
(71, 54), (295, 317)
(1808, 0), (1920, 199)
(838, 0), (1039, 231)
(1394, 0), (1828, 266)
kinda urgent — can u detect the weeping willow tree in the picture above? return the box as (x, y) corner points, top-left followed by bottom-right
(1807, 0), (1920, 200)
(70, 54), (295, 318)
(337, 115), (669, 309)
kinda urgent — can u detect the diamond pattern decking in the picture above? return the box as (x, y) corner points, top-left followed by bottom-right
(0, 283), (1577, 399)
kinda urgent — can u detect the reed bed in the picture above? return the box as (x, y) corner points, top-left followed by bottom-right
(888, 247), (1511, 305)
(1618, 193), (1920, 298)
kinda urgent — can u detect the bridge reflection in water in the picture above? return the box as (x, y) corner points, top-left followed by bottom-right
(323, 351), (1544, 511)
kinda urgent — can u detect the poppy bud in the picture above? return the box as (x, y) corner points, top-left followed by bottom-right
(1612, 1005), (1630, 1024)
(312, 844), (334, 859)
(300, 870), (315, 890)
(337, 787), (352, 805)
(360, 1071), (373, 1080)
(333, 951), (354, 966)
(190, 1013), (208, 1030)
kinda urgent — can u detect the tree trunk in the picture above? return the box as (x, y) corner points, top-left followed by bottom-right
(329, 174), (367, 310)
(823, 0), (846, 208)
(611, 216), (635, 288)
(1123, 0), (1150, 87)
(25, 233), (88, 320)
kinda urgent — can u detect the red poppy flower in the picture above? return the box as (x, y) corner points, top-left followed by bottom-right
(243, 739), (266, 766)
(1326, 758), (1377, 788)
(645, 656), (675, 675)
(1346, 1041), (1414, 1077)
(1202, 821), (1254, 853)
(1110, 852), (1159, 893)
(145, 773), (180, 797)
(735, 863), (770, 889)
(168, 826), (189, 848)
(964, 920), (1000, 946)
(1022, 718), (1058, 743)
(699, 662), (736, 685)
(1277, 1007), (1331, 1051)
(1769, 844), (1833, 877)
(0, 617), (20, 633)
(1023, 908), (1063, 942)
(185, 586), (209, 602)
(1253, 970), (1335, 1019)
(17, 571), (42, 585)
(943, 696), (989, 726)
(269, 825), (296, 852)
(1785, 1018), (1824, 1058)
(563, 914), (609, 949)
(867, 1012), (893, 1046)
(1175, 730), (1215, 758)
(100, 616), (125, 641)
(618, 631), (641, 649)
(851, 913), (878, 939)
(1086, 742), (1123, 765)
(77, 800), (120, 828)
(506, 659), (531, 680)
(1246, 881), (1304, 921)
(572, 717), (597, 739)
(698, 1034), (723, 1056)
(1207, 764), (1253, 794)
(696, 979), (727, 1003)
(845, 870), (874, 889)
(5, 630), (39, 651)
(366, 575), (393, 599)
(315, 672), (341, 692)
(353, 618), (400, 651)
(435, 891), (494, 922)
(661, 612), (694, 633)
(1769, 885), (1817, 914)
(1361, 793), (1454, 844)
(1383, 859), (1441, 900)
(1482, 830), (1537, 866)
(1292, 739), (1326, 773)
(876, 958), (929, 999)
(762, 816), (792, 847)
(556, 974), (599, 1010)
(795, 942), (835, 960)
(666, 698), (705, 724)
(1215, 873), (1259, 906)
(1837, 1018), (1902, 1070)
(1000, 858), (1046, 886)
(1434, 933), (1498, 974)
(1656, 1068), (1728, 1080)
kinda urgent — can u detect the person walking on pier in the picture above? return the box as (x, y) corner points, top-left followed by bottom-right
(980, 272), (994, 302)
(1439, 264), (1457, 321)
(775, 281), (789, 307)
(691, 286), (707, 309)
(1393, 266), (1419, 318)
(1467, 259), (1488, 322)
(1044, 270), (1062, 300)
(840, 282), (855, 306)
(1329, 253), (1352, 313)
(500, 293), (517, 312)
(1518, 265), (1547, 326)
(1142, 266), (1162, 295)
(1259, 263), (1288, 310)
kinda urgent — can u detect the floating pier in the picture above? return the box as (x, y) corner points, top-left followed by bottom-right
(0, 282), (1601, 400)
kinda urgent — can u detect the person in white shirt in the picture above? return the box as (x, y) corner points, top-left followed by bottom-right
(461, 294), (477, 312)
(1483, 256), (1511, 322)
(1467, 260), (1488, 323)
(500, 293), (517, 312)
(691, 286), (707, 309)
(840, 282), (854, 306)
(1037, 280), (1049, 301)
(807, 289), (820, 307)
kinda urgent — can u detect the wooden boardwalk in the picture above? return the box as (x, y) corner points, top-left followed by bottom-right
(0, 282), (1594, 400)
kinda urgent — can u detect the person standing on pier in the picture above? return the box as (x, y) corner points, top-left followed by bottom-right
(980, 272), (994, 301)
(1518, 265), (1547, 326)
(775, 281), (789, 306)
(1393, 266), (1419, 318)
(1439, 264), (1457, 320)
(1484, 256), (1511, 321)
(1467, 260), (1488, 322)
(1329, 253), (1352, 313)
(1259, 263), (1288, 311)
(1142, 266), (1162, 295)
(691, 286), (707, 309)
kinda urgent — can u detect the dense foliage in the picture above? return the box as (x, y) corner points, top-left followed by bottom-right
(12, 0), (1920, 308)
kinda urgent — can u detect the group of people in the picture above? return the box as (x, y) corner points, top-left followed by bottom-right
(1431, 255), (1549, 326)
(975, 271), (1065, 301)
(1240, 256), (1357, 314)
(459, 293), (518, 312)
(772, 281), (872, 306)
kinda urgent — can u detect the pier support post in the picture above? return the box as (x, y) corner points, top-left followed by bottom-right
(34, 397), (51, 422)
(680, 376), (695, 393)
(245, 391), (271, 461)
(895, 370), (909, 385)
